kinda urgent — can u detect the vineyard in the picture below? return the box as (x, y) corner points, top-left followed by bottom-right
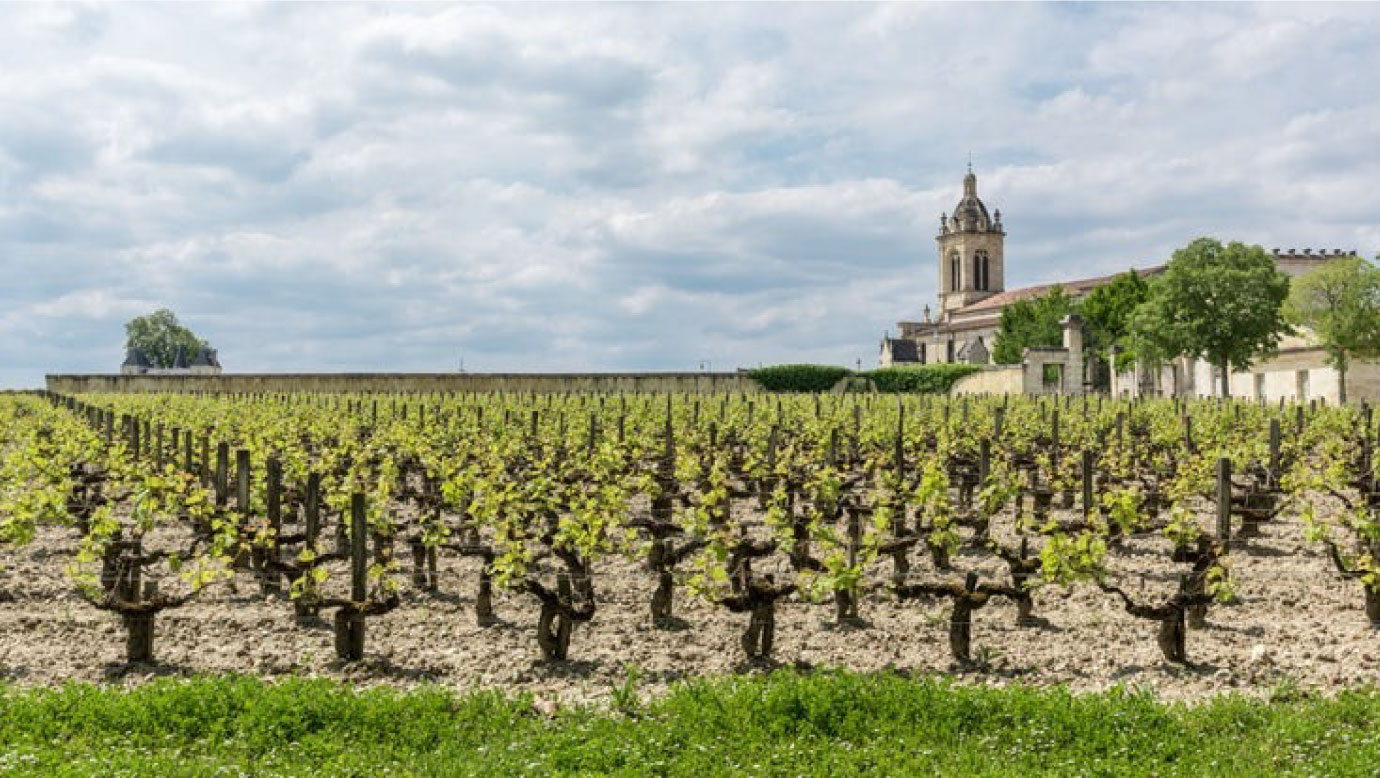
(2, 389), (1379, 702)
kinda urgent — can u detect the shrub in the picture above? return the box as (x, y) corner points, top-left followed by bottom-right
(749, 363), (981, 394)
(747, 364), (853, 393)
(860, 364), (981, 394)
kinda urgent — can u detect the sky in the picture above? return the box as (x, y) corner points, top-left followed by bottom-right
(3, 2), (1379, 388)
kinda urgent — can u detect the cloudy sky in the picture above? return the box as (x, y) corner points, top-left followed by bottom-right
(3, 3), (1378, 387)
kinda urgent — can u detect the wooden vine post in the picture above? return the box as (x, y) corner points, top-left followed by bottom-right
(234, 449), (252, 570)
(1216, 457), (1232, 543)
(214, 442), (229, 507)
(335, 493), (369, 661)
(1082, 448), (1096, 523)
(1268, 418), (1281, 485)
(888, 405), (911, 586)
(255, 457), (284, 596)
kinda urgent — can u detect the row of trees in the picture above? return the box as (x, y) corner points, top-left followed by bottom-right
(992, 239), (1380, 400)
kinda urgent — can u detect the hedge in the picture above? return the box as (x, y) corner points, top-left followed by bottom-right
(860, 364), (981, 394)
(747, 364), (853, 392)
(748, 363), (981, 393)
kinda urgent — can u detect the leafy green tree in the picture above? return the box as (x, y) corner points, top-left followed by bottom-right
(992, 286), (1075, 364)
(1129, 238), (1290, 397)
(1078, 271), (1151, 389)
(124, 309), (210, 369)
(1283, 255), (1380, 404)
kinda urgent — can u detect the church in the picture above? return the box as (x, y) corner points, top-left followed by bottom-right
(880, 169), (1369, 402)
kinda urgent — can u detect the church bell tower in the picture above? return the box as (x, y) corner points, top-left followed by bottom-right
(937, 167), (1005, 315)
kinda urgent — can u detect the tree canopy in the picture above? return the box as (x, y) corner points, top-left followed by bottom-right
(124, 309), (210, 369)
(1080, 271), (1150, 361)
(1129, 238), (1290, 396)
(991, 285), (1075, 364)
(1283, 254), (1380, 403)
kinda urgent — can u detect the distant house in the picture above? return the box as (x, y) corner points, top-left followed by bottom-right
(122, 345), (222, 375)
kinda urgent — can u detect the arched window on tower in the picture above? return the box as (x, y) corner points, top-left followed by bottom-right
(973, 255), (982, 291)
(975, 250), (990, 291)
(949, 252), (960, 291)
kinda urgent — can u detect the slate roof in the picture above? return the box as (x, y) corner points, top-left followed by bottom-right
(122, 348), (151, 368)
(882, 337), (920, 363)
(190, 346), (220, 368)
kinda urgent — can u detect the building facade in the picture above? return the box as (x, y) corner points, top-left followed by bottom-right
(881, 170), (1369, 402)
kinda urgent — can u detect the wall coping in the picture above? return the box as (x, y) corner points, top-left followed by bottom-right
(46, 371), (748, 380)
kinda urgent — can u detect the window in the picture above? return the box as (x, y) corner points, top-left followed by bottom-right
(949, 252), (960, 291)
(975, 250), (990, 291)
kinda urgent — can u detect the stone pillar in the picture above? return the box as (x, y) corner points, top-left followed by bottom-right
(1060, 314), (1085, 395)
(1109, 345), (1125, 397)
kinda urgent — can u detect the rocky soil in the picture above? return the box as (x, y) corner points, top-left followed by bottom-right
(2, 506), (1377, 707)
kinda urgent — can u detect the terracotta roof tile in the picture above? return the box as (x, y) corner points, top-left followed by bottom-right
(957, 265), (1165, 313)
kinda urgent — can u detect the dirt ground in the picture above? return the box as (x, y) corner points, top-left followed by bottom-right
(2, 501), (1377, 708)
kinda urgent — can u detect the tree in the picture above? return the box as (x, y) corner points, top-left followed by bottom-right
(124, 309), (210, 369)
(1129, 238), (1290, 397)
(1077, 270), (1150, 388)
(992, 286), (1075, 364)
(1283, 255), (1380, 404)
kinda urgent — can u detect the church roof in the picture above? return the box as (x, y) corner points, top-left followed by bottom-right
(956, 266), (1165, 313)
(952, 247), (1356, 316)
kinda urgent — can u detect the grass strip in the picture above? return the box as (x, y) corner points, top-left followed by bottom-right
(0, 670), (1377, 776)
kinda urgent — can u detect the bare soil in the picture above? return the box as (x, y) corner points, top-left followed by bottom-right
(2, 503), (1377, 707)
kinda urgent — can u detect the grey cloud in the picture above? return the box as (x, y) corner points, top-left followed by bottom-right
(2, 3), (1379, 387)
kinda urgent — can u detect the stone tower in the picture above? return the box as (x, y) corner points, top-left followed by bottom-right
(937, 167), (1005, 314)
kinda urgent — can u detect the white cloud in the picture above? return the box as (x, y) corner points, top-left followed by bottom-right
(0, 3), (1377, 387)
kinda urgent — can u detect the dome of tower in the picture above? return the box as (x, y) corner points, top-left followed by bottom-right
(951, 170), (994, 232)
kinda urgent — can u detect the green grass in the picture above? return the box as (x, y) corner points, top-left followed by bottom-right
(2, 670), (1379, 776)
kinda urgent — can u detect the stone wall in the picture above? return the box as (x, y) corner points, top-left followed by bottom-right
(45, 372), (762, 395)
(1113, 347), (1380, 404)
(950, 365), (1025, 395)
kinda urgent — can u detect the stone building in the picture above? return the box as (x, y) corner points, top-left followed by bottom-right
(881, 167), (1011, 367)
(121, 345), (222, 376)
(880, 169), (1371, 402)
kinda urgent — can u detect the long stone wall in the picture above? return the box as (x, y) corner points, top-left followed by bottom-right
(45, 372), (762, 395)
(950, 365), (1025, 396)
